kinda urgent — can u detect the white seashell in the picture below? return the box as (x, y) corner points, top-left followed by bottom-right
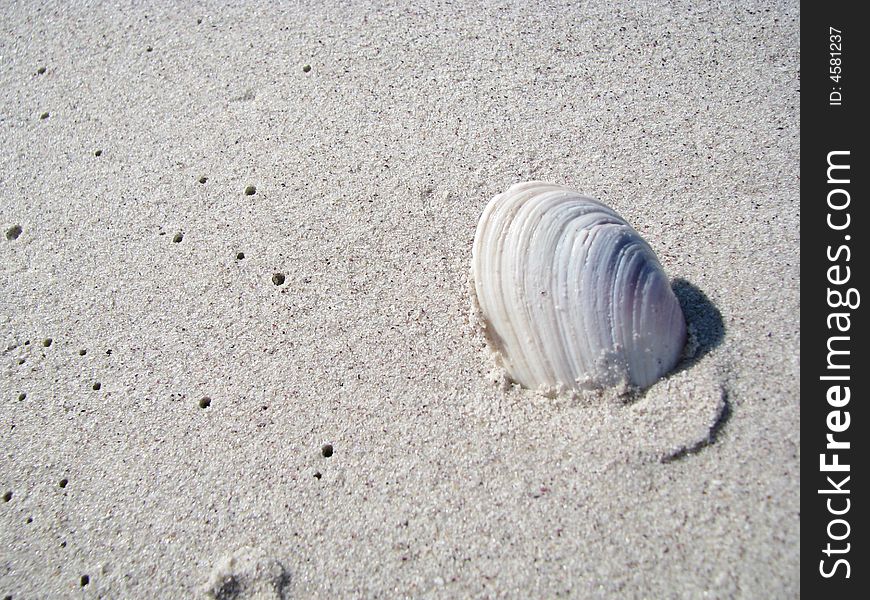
(471, 181), (686, 394)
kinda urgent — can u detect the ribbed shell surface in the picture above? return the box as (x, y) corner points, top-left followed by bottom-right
(471, 182), (686, 392)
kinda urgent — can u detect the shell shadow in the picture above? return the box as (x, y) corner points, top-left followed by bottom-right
(654, 278), (730, 462)
(671, 277), (725, 372)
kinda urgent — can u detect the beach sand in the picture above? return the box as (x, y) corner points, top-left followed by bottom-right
(2, 1), (799, 597)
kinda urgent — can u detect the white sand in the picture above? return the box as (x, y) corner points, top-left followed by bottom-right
(1, 1), (799, 597)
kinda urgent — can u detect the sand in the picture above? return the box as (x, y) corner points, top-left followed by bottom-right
(1, 0), (799, 597)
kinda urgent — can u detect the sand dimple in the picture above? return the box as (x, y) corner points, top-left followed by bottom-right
(5, 224), (23, 240)
(203, 547), (290, 600)
(625, 357), (728, 462)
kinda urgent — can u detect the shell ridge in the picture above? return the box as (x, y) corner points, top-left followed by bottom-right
(472, 182), (686, 393)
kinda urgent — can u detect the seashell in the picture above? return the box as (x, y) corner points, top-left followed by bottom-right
(471, 181), (686, 394)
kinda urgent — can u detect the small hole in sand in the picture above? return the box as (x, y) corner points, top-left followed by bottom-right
(303, 64), (312, 73)
(18, 393), (26, 401)
(199, 397), (211, 409)
(40, 111), (50, 120)
(2, 491), (11, 502)
(199, 176), (207, 184)
(79, 349), (87, 356)
(59, 478), (68, 488)
(244, 185), (256, 196)
(173, 232), (184, 243)
(314, 471), (322, 479)
(43, 338), (52, 347)
(95, 149), (102, 157)
(17, 358), (25, 365)
(272, 273), (286, 286)
(6, 225), (22, 240)
(321, 444), (333, 458)
(92, 382), (101, 391)
(236, 252), (245, 260)
(80, 575), (90, 587)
